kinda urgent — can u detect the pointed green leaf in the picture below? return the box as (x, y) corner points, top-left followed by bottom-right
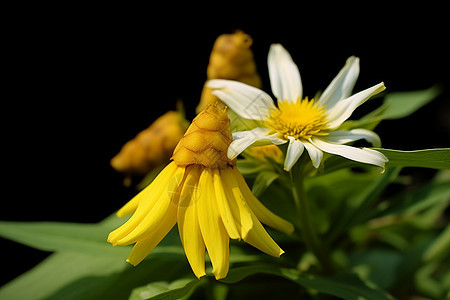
(0, 216), (186, 258)
(342, 85), (442, 130)
(378, 85), (442, 120)
(376, 148), (450, 169)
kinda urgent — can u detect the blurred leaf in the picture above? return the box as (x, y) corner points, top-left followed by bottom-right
(251, 170), (279, 197)
(377, 85), (442, 120)
(236, 159), (269, 175)
(305, 169), (382, 235)
(255, 181), (298, 230)
(423, 225), (450, 263)
(415, 261), (447, 299)
(326, 168), (400, 244)
(209, 282), (229, 300)
(342, 85), (442, 130)
(373, 180), (450, 221)
(376, 148), (450, 169)
(350, 248), (403, 290)
(129, 278), (202, 300)
(221, 265), (391, 300)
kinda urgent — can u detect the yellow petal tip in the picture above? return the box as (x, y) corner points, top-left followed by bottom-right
(125, 258), (139, 267)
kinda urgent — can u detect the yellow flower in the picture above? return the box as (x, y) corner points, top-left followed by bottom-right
(108, 104), (294, 280)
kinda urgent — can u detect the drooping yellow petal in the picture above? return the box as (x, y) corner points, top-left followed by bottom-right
(220, 168), (253, 240)
(222, 168), (285, 257)
(197, 168), (230, 280)
(108, 162), (179, 244)
(116, 161), (179, 217)
(244, 210), (285, 257)
(115, 166), (186, 245)
(213, 169), (240, 240)
(126, 203), (178, 266)
(177, 165), (206, 279)
(233, 168), (294, 235)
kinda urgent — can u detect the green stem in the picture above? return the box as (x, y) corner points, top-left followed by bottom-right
(290, 169), (333, 273)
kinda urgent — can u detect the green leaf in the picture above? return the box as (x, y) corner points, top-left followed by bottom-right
(220, 265), (391, 300)
(0, 252), (128, 300)
(342, 85), (442, 130)
(373, 180), (450, 221)
(0, 215), (191, 299)
(350, 248), (404, 290)
(0, 216), (186, 259)
(305, 169), (382, 234)
(377, 85), (442, 120)
(376, 148), (450, 169)
(251, 170), (279, 197)
(236, 159), (269, 175)
(0, 220), (130, 257)
(423, 223), (450, 263)
(0, 253), (191, 300)
(129, 278), (202, 300)
(326, 168), (401, 244)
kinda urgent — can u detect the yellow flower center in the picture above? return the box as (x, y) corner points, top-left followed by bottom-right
(266, 98), (329, 140)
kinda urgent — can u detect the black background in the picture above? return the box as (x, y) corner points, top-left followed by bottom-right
(2, 5), (449, 286)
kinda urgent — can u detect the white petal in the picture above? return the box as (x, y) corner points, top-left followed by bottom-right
(284, 137), (305, 171)
(311, 137), (388, 168)
(268, 44), (302, 103)
(323, 129), (381, 147)
(207, 79), (276, 120)
(326, 82), (386, 130)
(317, 56), (360, 110)
(228, 127), (287, 160)
(303, 140), (323, 168)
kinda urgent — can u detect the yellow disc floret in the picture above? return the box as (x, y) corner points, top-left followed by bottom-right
(266, 98), (329, 140)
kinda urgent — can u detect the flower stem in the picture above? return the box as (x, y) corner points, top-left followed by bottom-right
(289, 167), (333, 273)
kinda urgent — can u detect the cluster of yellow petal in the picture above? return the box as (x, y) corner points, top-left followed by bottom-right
(196, 30), (262, 113)
(108, 160), (293, 279)
(109, 104), (294, 280)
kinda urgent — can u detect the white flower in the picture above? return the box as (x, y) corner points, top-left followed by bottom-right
(207, 44), (388, 171)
